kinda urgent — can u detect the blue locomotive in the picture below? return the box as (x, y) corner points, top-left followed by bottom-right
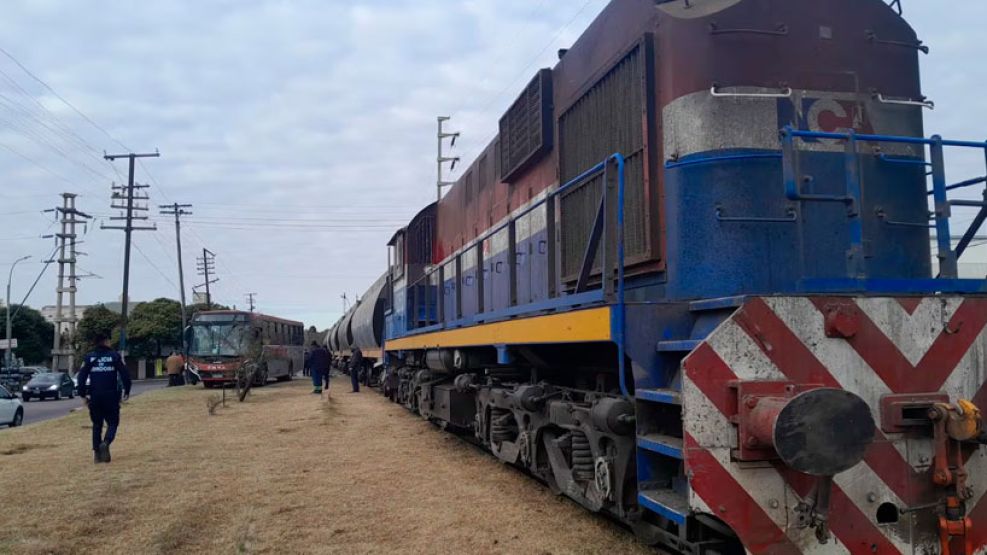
(331, 1), (987, 552)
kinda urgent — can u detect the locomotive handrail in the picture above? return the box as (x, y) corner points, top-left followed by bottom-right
(782, 126), (987, 280)
(878, 153), (931, 167)
(933, 175), (987, 195)
(665, 152), (781, 169)
(710, 85), (792, 99)
(873, 92), (934, 110)
(708, 23), (788, 37)
(865, 30), (928, 54)
(402, 153), (630, 398)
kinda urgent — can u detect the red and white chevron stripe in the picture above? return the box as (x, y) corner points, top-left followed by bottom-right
(682, 296), (987, 554)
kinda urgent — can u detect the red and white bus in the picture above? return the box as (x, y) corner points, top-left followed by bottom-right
(186, 311), (304, 387)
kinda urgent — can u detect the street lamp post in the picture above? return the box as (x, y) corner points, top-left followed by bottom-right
(5, 255), (31, 369)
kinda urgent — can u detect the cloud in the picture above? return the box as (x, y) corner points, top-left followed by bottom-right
(0, 0), (983, 329)
(0, 0), (610, 328)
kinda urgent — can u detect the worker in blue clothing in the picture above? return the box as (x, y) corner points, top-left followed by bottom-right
(306, 341), (330, 394)
(76, 334), (132, 464)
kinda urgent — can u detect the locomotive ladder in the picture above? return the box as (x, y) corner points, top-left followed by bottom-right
(635, 296), (747, 529)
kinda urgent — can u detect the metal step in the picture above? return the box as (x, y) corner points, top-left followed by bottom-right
(638, 433), (684, 459)
(636, 388), (682, 405)
(638, 489), (689, 525)
(656, 339), (702, 353)
(689, 296), (747, 313)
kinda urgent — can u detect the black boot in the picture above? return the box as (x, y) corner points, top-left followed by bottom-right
(99, 441), (111, 463)
(94, 450), (102, 464)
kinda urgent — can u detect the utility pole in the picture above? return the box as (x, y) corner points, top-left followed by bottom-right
(103, 150), (160, 355)
(5, 255), (31, 369)
(341, 293), (349, 312)
(159, 203), (193, 348)
(245, 293), (257, 313)
(196, 249), (217, 310)
(437, 116), (460, 202)
(47, 193), (91, 371)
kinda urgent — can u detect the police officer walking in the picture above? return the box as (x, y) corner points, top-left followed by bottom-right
(76, 334), (132, 464)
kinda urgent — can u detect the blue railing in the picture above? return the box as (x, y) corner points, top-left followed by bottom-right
(402, 153), (630, 398)
(781, 126), (987, 280)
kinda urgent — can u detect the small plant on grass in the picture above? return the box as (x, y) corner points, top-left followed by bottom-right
(206, 394), (223, 415)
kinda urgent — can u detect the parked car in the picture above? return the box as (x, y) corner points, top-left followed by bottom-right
(0, 368), (20, 391)
(21, 372), (75, 402)
(0, 385), (23, 427)
(0, 366), (48, 392)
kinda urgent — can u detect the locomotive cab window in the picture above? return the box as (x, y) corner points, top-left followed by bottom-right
(390, 233), (405, 280)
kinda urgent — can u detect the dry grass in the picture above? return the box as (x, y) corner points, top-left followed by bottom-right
(0, 378), (653, 554)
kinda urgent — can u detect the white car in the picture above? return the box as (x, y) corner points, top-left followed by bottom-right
(0, 384), (23, 427)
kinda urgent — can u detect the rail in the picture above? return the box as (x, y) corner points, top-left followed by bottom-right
(781, 126), (987, 280)
(403, 154), (630, 398)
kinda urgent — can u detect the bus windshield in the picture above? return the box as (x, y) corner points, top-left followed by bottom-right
(189, 321), (248, 357)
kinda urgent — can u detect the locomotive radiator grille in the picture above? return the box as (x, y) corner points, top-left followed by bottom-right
(559, 43), (651, 282)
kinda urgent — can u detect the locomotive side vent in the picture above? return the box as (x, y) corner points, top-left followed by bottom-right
(558, 41), (653, 282)
(499, 68), (553, 183)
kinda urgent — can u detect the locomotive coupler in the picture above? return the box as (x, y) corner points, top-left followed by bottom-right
(928, 399), (982, 555)
(794, 475), (833, 544)
(730, 383), (875, 545)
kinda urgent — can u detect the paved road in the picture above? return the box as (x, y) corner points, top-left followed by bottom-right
(10, 380), (167, 427)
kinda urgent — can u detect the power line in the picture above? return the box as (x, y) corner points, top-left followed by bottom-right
(449, 0), (600, 174)
(0, 140), (90, 190)
(452, 0), (596, 122)
(132, 241), (178, 292)
(446, 0), (567, 118)
(0, 44), (131, 152)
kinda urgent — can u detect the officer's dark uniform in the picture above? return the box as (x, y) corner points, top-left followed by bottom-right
(76, 344), (132, 462)
(349, 347), (363, 392)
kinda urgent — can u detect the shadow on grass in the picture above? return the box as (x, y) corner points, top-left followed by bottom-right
(0, 443), (55, 456)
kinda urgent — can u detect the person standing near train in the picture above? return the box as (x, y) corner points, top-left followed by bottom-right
(348, 346), (363, 393)
(306, 341), (330, 394)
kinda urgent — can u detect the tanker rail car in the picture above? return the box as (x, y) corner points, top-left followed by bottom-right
(326, 273), (389, 383)
(341, 1), (987, 552)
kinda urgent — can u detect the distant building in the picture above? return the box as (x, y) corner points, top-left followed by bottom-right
(40, 301), (142, 333)
(305, 327), (328, 346)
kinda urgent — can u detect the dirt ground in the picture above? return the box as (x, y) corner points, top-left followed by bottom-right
(0, 377), (653, 554)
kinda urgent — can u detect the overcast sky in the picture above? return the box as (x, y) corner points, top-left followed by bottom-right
(0, 0), (984, 330)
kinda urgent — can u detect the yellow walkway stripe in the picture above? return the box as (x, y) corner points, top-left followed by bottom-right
(384, 306), (612, 351)
(337, 349), (382, 359)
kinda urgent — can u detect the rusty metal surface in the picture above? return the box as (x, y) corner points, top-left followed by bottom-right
(559, 41), (653, 280)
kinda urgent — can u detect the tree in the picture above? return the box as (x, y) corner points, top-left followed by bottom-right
(0, 305), (54, 365)
(128, 298), (184, 358)
(76, 304), (120, 351)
